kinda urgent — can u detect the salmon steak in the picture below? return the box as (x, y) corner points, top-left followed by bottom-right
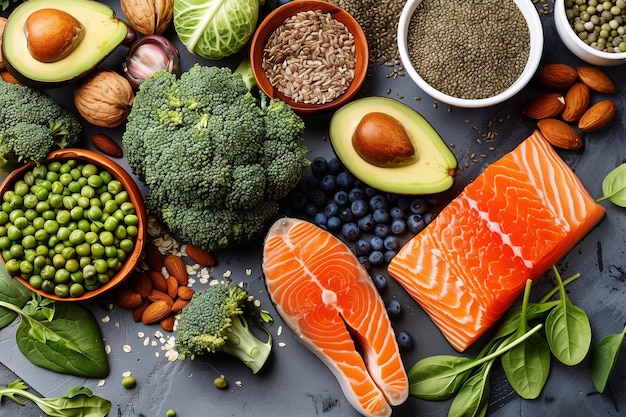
(388, 130), (605, 352)
(262, 217), (409, 417)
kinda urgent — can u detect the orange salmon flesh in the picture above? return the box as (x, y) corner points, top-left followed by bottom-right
(388, 130), (605, 352)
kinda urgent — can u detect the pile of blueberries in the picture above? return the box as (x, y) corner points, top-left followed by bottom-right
(283, 156), (439, 350)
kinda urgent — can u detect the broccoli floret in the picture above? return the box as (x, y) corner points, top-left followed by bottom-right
(0, 80), (82, 169)
(175, 281), (272, 374)
(122, 61), (310, 251)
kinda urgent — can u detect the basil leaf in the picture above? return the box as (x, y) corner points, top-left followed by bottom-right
(448, 360), (494, 417)
(599, 162), (626, 206)
(15, 302), (109, 378)
(590, 324), (626, 393)
(0, 264), (32, 329)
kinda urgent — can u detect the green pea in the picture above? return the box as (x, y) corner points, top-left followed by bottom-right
(54, 268), (70, 284)
(44, 220), (59, 235)
(68, 181), (82, 193)
(82, 264), (96, 279)
(91, 243), (105, 258)
(56, 210), (71, 225)
(115, 225), (127, 240)
(24, 209), (38, 222)
(84, 231), (98, 244)
(13, 216), (28, 230)
(32, 165), (47, 179)
(88, 206), (103, 221)
(14, 181), (29, 196)
(57, 226), (71, 241)
(69, 282), (85, 298)
(68, 167), (81, 179)
(213, 376), (228, 389)
(19, 260), (33, 275)
(75, 242), (91, 257)
(107, 180), (123, 195)
(103, 216), (119, 232)
(99, 170), (112, 185)
(81, 185), (95, 199)
(116, 249), (127, 262)
(41, 279), (55, 293)
(21, 235), (36, 249)
(104, 245), (118, 258)
(121, 375), (136, 389)
(77, 177), (87, 187)
(1, 201), (12, 213)
(50, 181), (64, 195)
(54, 283), (69, 298)
(9, 209), (25, 223)
(103, 199), (119, 214)
(62, 196), (77, 210)
(46, 171), (59, 183)
(70, 206), (84, 221)
(61, 246), (76, 260)
(0, 226), (6, 237)
(120, 202), (135, 216)
(0, 212), (8, 225)
(2, 249), (13, 261)
(93, 258), (108, 274)
(52, 253), (66, 268)
(79, 256), (91, 268)
(119, 238), (134, 253)
(59, 172), (73, 186)
(9, 244), (24, 259)
(38, 179), (52, 191)
(65, 259), (79, 273)
(42, 210), (56, 220)
(77, 195), (90, 208)
(47, 235), (60, 248)
(33, 255), (47, 270)
(48, 193), (64, 209)
(35, 201), (50, 213)
(69, 229), (85, 245)
(40, 265), (56, 281)
(7, 226), (22, 241)
(29, 275), (43, 289)
(23, 194), (39, 209)
(0, 236), (11, 251)
(126, 225), (138, 238)
(89, 197), (102, 208)
(21, 225), (35, 237)
(97, 273), (110, 284)
(4, 258), (20, 274)
(47, 161), (62, 173)
(70, 270), (84, 283)
(23, 248), (36, 263)
(87, 174), (103, 188)
(35, 245), (48, 256)
(99, 191), (113, 204)
(34, 229), (49, 242)
(107, 257), (121, 271)
(166, 410), (176, 417)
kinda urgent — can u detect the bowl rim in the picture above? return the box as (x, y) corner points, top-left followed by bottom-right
(0, 148), (147, 302)
(249, 0), (370, 114)
(553, 0), (626, 63)
(397, 0), (544, 108)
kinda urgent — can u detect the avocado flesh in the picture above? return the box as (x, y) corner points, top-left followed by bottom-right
(2, 0), (128, 88)
(330, 97), (458, 195)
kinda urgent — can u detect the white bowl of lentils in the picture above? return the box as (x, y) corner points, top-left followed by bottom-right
(397, 0), (543, 108)
(555, 0), (626, 66)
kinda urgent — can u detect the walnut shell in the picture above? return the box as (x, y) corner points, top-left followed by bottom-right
(74, 70), (135, 128)
(121, 0), (173, 36)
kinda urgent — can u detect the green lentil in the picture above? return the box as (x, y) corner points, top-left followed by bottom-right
(565, 0), (626, 53)
(406, 0), (531, 100)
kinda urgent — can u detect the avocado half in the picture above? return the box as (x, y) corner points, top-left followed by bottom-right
(2, 0), (128, 88)
(329, 97), (458, 195)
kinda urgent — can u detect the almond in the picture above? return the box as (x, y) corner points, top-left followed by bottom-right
(177, 286), (195, 301)
(171, 297), (189, 313)
(164, 255), (188, 286)
(535, 63), (578, 89)
(537, 118), (583, 150)
(115, 288), (143, 309)
(185, 244), (216, 267)
(166, 276), (179, 299)
(147, 270), (168, 293)
(130, 271), (152, 298)
(578, 99), (616, 132)
(142, 300), (172, 324)
(148, 288), (174, 305)
(143, 244), (163, 271)
(576, 66), (615, 94)
(160, 315), (175, 332)
(132, 299), (150, 322)
(91, 133), (124, 158)
(561, 82), (590, 122)
(521, 93), (566, 119)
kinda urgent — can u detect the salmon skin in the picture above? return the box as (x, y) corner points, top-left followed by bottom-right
(262, 217), (409, 417)
(388, 130), (605, 352)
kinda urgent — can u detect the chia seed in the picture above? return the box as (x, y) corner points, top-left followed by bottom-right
(406, 0), (531, 100)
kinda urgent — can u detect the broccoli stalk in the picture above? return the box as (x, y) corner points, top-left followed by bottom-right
(175, 281), (273, 374)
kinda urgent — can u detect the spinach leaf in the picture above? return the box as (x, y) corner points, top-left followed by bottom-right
(447, 360), (494, 417)
(598, 162), (626, 206)
(545, 266), (592, 366)
(590, 324), (626, 393)
(0, 264), (32, 329)
(0, 379), (111, 417)
(501, 280), (551, 399)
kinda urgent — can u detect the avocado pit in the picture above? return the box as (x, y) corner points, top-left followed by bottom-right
(352, 112), (417, 168)
(24, 8), (84, 63)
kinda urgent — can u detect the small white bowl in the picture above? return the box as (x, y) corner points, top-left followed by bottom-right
(554, 0), (626, 66)
(397, 0), (543, 108)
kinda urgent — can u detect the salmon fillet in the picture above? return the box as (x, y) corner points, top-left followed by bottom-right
(263, 217), (409, 417)
(387, 130), (605, 352)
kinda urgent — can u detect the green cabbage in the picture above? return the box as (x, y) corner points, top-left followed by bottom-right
(173, 0), (262, 60)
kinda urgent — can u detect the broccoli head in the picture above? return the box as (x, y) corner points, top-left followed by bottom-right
(122, 61), (310, 251)
(0, 80), (82, 169)
(175, 281), (272, 374)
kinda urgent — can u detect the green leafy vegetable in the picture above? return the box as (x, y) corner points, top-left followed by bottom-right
(590, 324), (626, 393)
(447, 360), (494, 417)
(0, 379), (111, 417)
(597, 162), (626, 206)
(544, 266), (592, 366)
(501, 280), (551, 399)
(0, 0), (18, 11)
(0, 265), (31, 329)
(173, 0), (262, 59)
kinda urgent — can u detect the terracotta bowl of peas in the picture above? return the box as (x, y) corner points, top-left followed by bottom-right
(0, 148), (147, 301)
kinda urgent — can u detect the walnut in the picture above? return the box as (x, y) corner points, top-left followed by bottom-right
(73, 70), (135, 128)
(121, 0), (174, 36)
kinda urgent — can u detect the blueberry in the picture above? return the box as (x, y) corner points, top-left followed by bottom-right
(423, 212), (435, 225)
(368, 250), (384, 265)
(383, 235), (400, 251)
(314, 212), (327, 227)
(304, 203), (318, 217)
(338, 206), (353, 222)
(306, 176), (320, 189)
(326, 216), (341, 231)
(409, 197), (429, 215)
(327, 157), (343, 174)
(341, 222), (360, 241)
(289, 192), (307, 211)
(369, 194), (387, 210)
(320, 175), (337, 193)
(308, 189), (327, 207)
(390, 207), (404, 219)
(358, 256), (371, 271)
(396, 330), (413, 350)
(385, 193), (399, 205)
(386, 299), (402, 317)
(373, 208), (390, 224)
(406, 214), (426, 234)
(354, 239), (371, 256)
(333, 190), (348, 206)
(390, 218), (407, 235)
(357, 214), (375, 232)
(364, 186), (378, 198)
(348, 187), (365, 202)
(374, 223), (389, 238)
(396, 196), (411, 211)
(370, 236), (384, 251)
(310, 157), (328, 178)
(350, 199), (369, 218)
(384, 250), (396, 264)
(324, 202), (339, 217)
(336, 171), (355, 189)
(372, 274), (387, 291)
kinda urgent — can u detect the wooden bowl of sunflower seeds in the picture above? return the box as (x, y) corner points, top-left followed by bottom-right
(250, 0), (369, 114)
